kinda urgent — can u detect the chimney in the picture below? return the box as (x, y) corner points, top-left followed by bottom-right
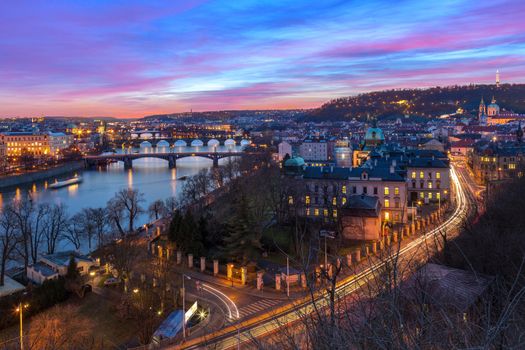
(390, 165), (395, 174)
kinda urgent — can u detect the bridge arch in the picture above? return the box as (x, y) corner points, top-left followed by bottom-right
(240, 139), (251, 147)
(207, 139), (220, 147)
(156, 140), (170, 148)
(191, 139), (204, 147)
(174, 140), (187, 147)
(140, 141), (152, 148)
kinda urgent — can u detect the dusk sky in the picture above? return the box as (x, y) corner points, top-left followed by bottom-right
(1, 0), (524, 118)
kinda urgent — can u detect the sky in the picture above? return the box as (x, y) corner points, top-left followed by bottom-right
(1, 0), (524, 118)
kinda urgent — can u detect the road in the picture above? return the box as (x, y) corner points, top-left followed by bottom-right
(170, 161), (478, 350)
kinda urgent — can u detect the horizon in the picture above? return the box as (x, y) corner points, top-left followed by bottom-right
(1, 0), (525, 118)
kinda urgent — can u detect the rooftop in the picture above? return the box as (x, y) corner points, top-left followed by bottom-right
(41, 250), (93, 267)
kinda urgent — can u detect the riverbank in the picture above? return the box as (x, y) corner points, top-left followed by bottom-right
(0, 161), (84, 190)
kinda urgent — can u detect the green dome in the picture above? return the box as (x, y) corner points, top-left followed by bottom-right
(365, 127), (385, 141)
(284, 157), (305, 167)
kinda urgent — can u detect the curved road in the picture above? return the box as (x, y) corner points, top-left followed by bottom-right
(172, 162), (476, 350)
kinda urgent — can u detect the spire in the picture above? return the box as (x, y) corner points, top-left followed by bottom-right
(491, 96), (496, 104)
(496, 69), (500, 88)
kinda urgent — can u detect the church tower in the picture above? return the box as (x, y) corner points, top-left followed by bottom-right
(479, 97), (486, 118)
(496, 69), (500, 88)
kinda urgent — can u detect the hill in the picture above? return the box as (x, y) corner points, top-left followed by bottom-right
(307, 84), (525, 121)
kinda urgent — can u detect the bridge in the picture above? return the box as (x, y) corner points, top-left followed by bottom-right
(84, 151), (243, 170)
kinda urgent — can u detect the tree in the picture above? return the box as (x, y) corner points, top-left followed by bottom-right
(109, 189), (144, 233)
(0, 206), (17, 286)
(222, 191), (262, 264)
(105, 197), (126, 237)
(66, 255), (80, 280)
(164, 197), (178, 213)
(64, 216), (84, 250)
(28, 305), (100, 350)
(148, 200), (167, 221)
(43, 204), (68, 254)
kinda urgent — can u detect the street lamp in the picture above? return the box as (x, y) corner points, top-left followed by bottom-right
(15, 302), (29, 350)
(182, 274), (191, 340)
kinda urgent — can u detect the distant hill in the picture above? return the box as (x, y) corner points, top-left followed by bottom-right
(306, 84), (525, 121)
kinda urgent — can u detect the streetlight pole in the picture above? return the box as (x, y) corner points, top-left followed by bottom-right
(182, 274), (191, 340)
(286, 255), (290, 298)
(17, 302), (28, 350)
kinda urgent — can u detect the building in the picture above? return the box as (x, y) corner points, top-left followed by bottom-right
(0, 132), (51, 157)
(340, 195), (382, 240)
(48, 132), (74, 155)
(27, 251), (97, 284)
(406, 158), (450, 204)
(299, 136), (329, 161)
(278, 141), (292, 161)
(487, 97), (500, 117)
(0, 141), (6, 171)
(334, 139), (352, 167)
(469, 141), (525, 184)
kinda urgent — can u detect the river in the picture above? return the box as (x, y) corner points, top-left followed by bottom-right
(0, 145), (242, 242)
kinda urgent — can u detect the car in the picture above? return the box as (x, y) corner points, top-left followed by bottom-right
(103, 277), (121, 287)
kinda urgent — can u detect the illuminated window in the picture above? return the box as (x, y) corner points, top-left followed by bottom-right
(332, 197), (337, 206)
(342, 185), (347, 194)
(509, 163), (516, 169)
(333, 209), (337, 218)
(436, 172), (441, 179)
(306, 208), (311, 216)
(420, 192), (424, 199)
(394, 187), (399, 195)
(323, 209), (328, 217)
(411, 171), (416, 179)
(437, 192), (441, 199)
(384, 212), (390, 221)
(342, 197), (347, 205)
(428, 192), (433, 199)
(305, 196), (310, 205)
(384, 199), (390, 208)
(288, 196), (294, 205)
(314, 208), (319, 216)
(428, 182), (433, 189)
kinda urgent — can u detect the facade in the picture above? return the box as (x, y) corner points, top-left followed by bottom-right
(334, 139), (352, 167)
(469, 142), (525, 184)
(299, 136), (329, 161)
(0, 132), (51, 157)
(278, 141), (293, 161)
(0, 141), (6, 171)
(48, 132), (74, 155)
(27, 251), (97, 284)
(406, 158), (450, 204)
(340, 195), (382, 241)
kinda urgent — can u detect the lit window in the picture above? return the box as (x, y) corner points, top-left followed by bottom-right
(305, 196), (310, 205)
(436, 172), (441, 179)
(342, 185), (347, 194)
(509, 164), (516, 169)
(384, 187), (389, 195)
(436, 192), (441, 200)
(394, 187), (399, 195)
(411, 171), (416, 179)
(342, 197), (347, 205)
(428, 192), (433, 199)
(384, 199), (390, 208)
(419, 171), (424, 179)
(384, 212), (390, 221)
(420, 192), (424, 199)
(314, 208), (319, 216)
(428, 182), (433, 189)
(323, 209), (328, 217)
(332, 197), (337, 206)
(306, 208), (311, 216)
(333, 209), (337, 218)
(288, 196), (294, 205)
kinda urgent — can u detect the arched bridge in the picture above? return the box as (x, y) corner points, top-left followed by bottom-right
(84, 151), (243, 170)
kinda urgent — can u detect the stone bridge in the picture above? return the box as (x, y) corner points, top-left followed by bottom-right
(84, 151), (243, 170)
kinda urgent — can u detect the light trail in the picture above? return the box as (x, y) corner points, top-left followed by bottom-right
(175, 163), (472, 350)
(201, 283), (240, 320)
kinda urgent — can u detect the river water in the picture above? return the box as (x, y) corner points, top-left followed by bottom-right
(0, 145), (241, 230)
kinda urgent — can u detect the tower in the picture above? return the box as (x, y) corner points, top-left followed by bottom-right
(479, 97), (486, 118)
(496, 69), (500, 88)
(517, 122), (523, 143)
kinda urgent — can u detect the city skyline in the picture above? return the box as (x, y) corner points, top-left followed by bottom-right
(1, 0), (525, 118)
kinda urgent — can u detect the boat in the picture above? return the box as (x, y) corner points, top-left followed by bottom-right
(48, 176), (83, 189)
(177, 176), (188, 181)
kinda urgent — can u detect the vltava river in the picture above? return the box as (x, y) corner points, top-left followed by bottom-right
(0, 145), (241, 230)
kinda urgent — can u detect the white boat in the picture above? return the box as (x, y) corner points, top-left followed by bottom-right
(48, 176), (83, 189)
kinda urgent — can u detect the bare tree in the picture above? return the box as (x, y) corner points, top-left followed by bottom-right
(110, 189), (144, 233)
(88, 208), (107, 248)
(106, 197), (126, 237)
(42, 203), (69, 254)
(148, 199), (167, 221)
(0, 206), (17, 286)
(164, 196), (178, 213)
(65, 215), (85, 250)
